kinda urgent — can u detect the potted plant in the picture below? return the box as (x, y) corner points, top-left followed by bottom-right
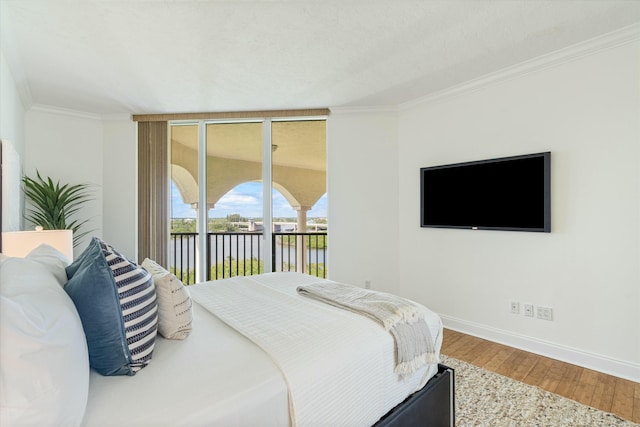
(22, 170), (94, 247)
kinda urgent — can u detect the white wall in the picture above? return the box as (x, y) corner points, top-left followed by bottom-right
(102, 118), (137, 257)
(25, 108), (104, 256)
(0, 48), (26, 232)
(327, 110), (400, 294)
(0, 50), (25, 159)
(397, 41), (639, 380)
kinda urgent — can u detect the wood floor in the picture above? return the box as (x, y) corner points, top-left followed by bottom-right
(441, 329), (640, 424)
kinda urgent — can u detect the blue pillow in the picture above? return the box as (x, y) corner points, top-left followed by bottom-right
(64, 237), (158, 376)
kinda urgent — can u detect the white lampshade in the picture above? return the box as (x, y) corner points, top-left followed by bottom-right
(2, 229), (74, 262)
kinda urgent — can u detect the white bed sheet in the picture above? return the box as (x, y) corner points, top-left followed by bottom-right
(81, 301), (289, 427)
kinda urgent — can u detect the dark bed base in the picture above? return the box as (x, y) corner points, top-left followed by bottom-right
(374, 364), (455, 427)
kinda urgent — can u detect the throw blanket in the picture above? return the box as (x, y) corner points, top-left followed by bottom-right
(297, 282), (437, 375)
(188, 273), (434, 427)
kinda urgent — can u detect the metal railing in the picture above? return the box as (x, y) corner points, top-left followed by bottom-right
(171, 233), (197, 284)
(272, 232), (327, 278)
(169, 231), (327, 284)
(207, 232), (263, 281)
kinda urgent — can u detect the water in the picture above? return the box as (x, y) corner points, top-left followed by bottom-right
(169, 234), (326, 270)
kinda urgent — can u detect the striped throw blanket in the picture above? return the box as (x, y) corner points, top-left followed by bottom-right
(297, 282), (437, 375)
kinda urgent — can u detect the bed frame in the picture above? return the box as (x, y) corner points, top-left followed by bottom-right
(375, 364), (455, 427)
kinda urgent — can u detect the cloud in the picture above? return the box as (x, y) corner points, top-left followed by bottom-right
(217, 191), (261, 207)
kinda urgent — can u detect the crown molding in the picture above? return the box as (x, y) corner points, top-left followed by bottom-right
(329, 104), (398, 115)
(102, 113), (134, 122)
(400, 23), (640, 111)
(29, 104), (105, 121)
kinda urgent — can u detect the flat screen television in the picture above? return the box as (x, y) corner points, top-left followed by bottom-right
(420, 152), (551, 232)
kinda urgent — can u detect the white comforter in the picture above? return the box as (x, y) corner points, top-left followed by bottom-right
(82, 272), (442, 427)
(82, 301), (289, 427)
(188, 272), (442, 427)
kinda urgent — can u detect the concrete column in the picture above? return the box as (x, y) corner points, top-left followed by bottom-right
(294, 207), (310, 274)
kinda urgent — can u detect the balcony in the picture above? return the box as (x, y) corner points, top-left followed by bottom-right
(170, 232), (327, 285)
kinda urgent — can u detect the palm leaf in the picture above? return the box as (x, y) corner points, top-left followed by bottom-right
(22, 170), (94, 247)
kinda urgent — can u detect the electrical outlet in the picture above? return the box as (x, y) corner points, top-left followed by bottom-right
(364, 280), (371, 289)
(524, 304), (534, 317)
(536, 306), (554, 321)
(510, 301), (520, 314)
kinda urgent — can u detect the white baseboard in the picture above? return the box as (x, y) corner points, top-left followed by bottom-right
(441, 315), (640, 383)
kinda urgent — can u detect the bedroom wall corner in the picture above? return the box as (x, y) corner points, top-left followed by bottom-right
(327, 109), (400, 294)
(101, 117), (137, 258)
(0, 49), (26, 160)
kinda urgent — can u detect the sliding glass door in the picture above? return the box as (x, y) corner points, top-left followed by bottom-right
(205, 121), (264, 280)
(169, 123), (199, 284)
(271, 120), (327, 277)
(169, 118), (326, 284)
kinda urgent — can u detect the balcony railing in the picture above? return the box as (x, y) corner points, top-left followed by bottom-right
(169, 232), (327, 285)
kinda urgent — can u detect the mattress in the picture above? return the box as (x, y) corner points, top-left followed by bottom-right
(81, 273), (443, 427)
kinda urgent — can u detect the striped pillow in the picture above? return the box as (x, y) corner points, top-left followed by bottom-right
(65, 238), (158, 376)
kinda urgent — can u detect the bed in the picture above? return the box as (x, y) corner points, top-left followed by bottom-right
(0, 237), (454, 427)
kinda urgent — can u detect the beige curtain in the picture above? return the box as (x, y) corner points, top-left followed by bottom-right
(137, 121), (168, 266)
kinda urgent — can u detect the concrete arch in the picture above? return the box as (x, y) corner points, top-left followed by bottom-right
(170, 120), (326, 215)
(171, 156), (326, 212)
(171, 164), (198, 207)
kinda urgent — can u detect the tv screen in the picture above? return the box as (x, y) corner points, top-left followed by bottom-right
(420, 152), (550, 232)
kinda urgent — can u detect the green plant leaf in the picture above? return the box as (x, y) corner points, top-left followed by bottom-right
(22, 170), (95, 247)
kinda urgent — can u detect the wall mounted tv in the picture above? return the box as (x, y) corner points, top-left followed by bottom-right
(420, 152), (551, 232)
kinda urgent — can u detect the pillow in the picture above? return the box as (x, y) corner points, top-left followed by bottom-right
(141, 258), (193, 340)
(64, 237), (158, 376)
(26, 243), (71, 286)
(0, 257), (89, 426)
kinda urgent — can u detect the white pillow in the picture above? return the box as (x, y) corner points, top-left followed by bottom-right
(0, 257), (89, 426)
(26, 243), (71, 286)
(142, 258), (193, 340)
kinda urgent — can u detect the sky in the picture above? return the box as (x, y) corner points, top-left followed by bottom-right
(171, 181), (327, 219)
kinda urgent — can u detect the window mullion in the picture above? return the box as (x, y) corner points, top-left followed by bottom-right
(262, 119), (273, 273)
(196, 120), (208, 283)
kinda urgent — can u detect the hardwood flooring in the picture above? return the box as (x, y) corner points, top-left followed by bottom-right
(441, 329), (640, 424)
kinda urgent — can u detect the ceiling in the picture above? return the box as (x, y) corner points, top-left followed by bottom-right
(2, 1), (639, 116)
(171, 119), (326, 170)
